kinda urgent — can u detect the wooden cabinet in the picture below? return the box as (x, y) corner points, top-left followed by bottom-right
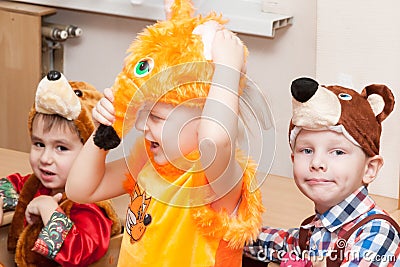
(0, 2), (56, 152)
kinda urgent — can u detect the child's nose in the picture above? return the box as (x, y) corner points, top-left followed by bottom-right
(135, 120), (148, 132)
(40, 149), (54, 164)
(135, 111), (149, 132)
(309, 157), (327, 171)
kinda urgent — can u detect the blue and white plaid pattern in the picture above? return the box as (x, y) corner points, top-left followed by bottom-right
(244, 186), (400, 266)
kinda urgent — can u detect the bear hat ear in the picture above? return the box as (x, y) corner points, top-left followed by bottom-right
(361, 84), (395, 123)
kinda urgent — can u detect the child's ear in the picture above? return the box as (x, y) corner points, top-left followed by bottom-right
(363, 155), (383, 184)
(291, 152), (294, 163)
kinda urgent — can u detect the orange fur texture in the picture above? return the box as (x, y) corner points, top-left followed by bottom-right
(109, 0), (248, 138)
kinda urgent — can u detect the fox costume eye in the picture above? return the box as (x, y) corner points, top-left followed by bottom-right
(74, 89), (83, 97)
(134, 58), (154, 77)
(338, 93), (352, 101)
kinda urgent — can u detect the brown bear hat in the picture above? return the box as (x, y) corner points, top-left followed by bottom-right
(289, 77), (395, 157)
(27, 70), (102, 143)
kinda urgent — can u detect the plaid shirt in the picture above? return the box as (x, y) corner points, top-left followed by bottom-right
(244, 186), (400, 266)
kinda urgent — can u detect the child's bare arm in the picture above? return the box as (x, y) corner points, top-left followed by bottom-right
(198, 29), (245, 213)
(66, 89), (127, 203)
(66, 134), (128, 203)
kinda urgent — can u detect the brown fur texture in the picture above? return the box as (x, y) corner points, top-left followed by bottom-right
(7, 174), (40, 252)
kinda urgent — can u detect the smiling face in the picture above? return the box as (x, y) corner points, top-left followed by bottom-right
(291, 129), (374, 213)
(135, 101), (201, 165)
(29, 114), (83, 195)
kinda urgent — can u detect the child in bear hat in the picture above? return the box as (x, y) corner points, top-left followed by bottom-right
(244, 77), (400, 266)
(0, 71), (121, 267)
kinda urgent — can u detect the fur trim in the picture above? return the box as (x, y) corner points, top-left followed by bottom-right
(191, 152), (264, 249)
(11, 175), (59, 267)
(16, 223), (58, 267)
(95, 200), (122, 237)
(8, 174), (40, 252)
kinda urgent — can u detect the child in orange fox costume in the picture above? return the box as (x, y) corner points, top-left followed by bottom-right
(66, 1), (270, 266)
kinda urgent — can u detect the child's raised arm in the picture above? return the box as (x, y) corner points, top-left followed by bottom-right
(198, 29), (245, 213)
(66, 89), (129, 203)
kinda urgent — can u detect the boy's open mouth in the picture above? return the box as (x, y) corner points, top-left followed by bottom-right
(41, 168), (55, 176)
(150, 141), (159, 149)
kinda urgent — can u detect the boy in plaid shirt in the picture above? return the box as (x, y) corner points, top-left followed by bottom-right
(244, 77), (400, 266)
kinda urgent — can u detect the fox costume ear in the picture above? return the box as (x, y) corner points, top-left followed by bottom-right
(362, 84), (395, 123)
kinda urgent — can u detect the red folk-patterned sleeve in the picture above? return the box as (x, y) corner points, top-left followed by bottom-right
(2, 173), (51, 210)
(32, 207), (73, 258)
(6, 173), (31, 193)
(33, 203), (113, 267)
(1, 173), (30, 210)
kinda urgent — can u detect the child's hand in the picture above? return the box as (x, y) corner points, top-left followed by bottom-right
(92, 87), (115, 127)
(211, 29), (244, 72)
(164, 0), (174, 19)
(25, 193), (62, 225)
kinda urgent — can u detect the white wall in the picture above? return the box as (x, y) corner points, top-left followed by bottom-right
(316, 0), (400, 198)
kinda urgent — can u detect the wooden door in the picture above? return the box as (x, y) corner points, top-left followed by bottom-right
(0, 2), (56, 152)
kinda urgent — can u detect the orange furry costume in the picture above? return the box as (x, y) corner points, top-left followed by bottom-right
(93, 0), (264, 266)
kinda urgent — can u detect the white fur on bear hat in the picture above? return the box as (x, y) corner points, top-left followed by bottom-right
(289, 125), (360, 151)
